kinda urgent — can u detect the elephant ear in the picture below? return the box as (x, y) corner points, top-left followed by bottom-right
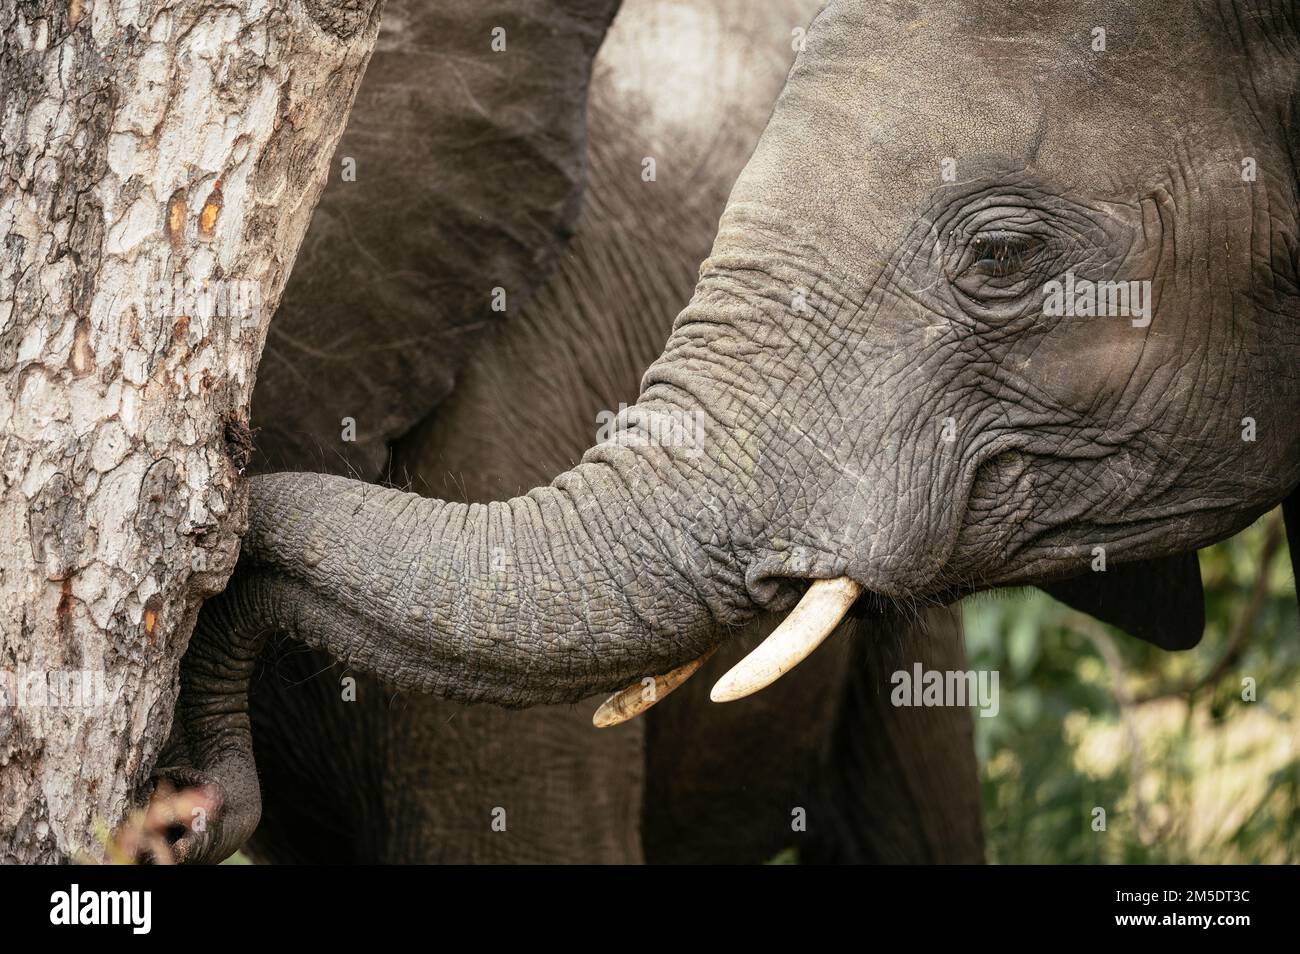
(250, 0), (622, 477)
(1041, 552), (1205, 651)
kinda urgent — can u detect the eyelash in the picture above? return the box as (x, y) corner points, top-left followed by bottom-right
(965, 232), (1038, 278)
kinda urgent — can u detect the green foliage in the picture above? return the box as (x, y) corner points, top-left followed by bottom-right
(964, 511), (1299, 863)
(764, 846), (799, 865)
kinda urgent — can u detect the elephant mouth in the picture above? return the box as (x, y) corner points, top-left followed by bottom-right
(593, 575), (865, 725)
(709, 575), (865, 700)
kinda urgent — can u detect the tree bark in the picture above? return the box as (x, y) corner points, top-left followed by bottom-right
(0, 0), (383, 863)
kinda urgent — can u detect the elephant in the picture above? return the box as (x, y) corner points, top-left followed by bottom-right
(156, 0), (985, 864)
(158, 0), (1300, 863)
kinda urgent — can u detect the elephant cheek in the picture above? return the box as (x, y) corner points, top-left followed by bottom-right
(1008, 320), (1165, 415)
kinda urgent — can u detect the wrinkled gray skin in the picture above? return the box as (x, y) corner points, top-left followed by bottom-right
(160, 0), (1300, 862)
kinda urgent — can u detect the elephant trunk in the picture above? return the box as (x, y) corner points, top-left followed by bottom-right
(166, 410), (741, 860)
(196, 401), (750, 710)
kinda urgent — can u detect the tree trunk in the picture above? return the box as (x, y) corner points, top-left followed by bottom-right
(0, 0), (383, 863)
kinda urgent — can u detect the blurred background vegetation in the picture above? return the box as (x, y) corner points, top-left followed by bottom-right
(963, 507), (1299, 863)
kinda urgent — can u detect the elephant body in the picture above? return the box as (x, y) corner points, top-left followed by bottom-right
(242, 0), (982, 864)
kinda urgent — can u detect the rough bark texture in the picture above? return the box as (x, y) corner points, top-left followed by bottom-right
(0, 0), (383, 863)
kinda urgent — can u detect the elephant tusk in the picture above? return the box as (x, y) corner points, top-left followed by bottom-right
(593, 650), (716, 728)
(710, 577), (862, 703)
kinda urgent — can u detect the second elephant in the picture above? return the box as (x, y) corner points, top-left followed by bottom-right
(195, 0), (985, 865)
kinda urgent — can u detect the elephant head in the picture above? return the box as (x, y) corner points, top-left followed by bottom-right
(169, 0), (1300, 857)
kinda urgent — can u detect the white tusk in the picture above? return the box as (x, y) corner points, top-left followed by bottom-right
(710, 577), (862, 703)
(593, 649), (716, 728)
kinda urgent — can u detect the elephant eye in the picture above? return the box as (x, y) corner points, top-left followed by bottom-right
(964, 232), (1038, 278)
(950, 229), (1048, 307)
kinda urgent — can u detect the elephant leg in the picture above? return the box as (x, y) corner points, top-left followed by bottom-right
(247, 642), (646, 864)
(802, 607), (986, 864)
(640, 616), (852, 864)
(640, 606), (984, 864)
(246, 647), (392, 864)
(370, 701), (644, 864)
